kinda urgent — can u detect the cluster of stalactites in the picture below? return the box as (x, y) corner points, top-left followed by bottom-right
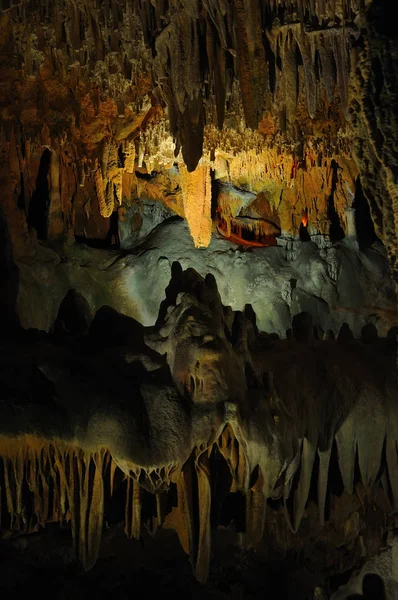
(3, 0), (362, 176)
(1, 411), (397, 582)
(0, 437), (114, 571)
(139, 0), (362, 170)
(0, 435), (213, 582)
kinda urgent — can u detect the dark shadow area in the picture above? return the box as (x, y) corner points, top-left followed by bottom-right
(299, 222), (311, 241)
(370, 0), (398, 38)
(219, 491), (246, 532)
(74, 236), (115, 249)
(107, 210), (120, 246)
(28, 148), (51, 239)
(211, 173), (220, 220)
(362, 572), (386, 599)
(328, 160), (345, 242)
(0, 206), (20, 336)
(337, 322), (354, 343)
(354, 176), (380, 248)
(54, 290), (92, 337)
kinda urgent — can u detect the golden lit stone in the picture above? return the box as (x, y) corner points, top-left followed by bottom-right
(180, 163), (212, 248)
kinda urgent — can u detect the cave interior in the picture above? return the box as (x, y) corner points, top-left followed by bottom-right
(0, 1), (397, 599)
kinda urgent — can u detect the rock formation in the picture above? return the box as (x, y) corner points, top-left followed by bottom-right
(0, 0), (395, 259)
(0, 267), (397, 590)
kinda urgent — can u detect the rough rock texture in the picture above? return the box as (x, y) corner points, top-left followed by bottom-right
(349, 0), (398, 283)
(1, 0), (395, 259)
(14, 219), (396, 337)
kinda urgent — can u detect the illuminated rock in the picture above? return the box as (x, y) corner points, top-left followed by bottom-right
(180, 163), (212, 248)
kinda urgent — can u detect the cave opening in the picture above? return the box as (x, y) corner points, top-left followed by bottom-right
(27, 148), (51, 240)
(299, 221), (311, 242)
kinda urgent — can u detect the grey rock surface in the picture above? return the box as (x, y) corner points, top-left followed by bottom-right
(16, 219), (396, 336)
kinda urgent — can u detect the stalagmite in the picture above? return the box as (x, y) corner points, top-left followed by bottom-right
(180, 163), (212, 248)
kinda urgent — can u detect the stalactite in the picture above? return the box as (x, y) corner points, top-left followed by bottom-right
(156, 491), (167, 527)
(109, 457), (117, 497)
(0, 0), (365, 247)
(331, 28), (349, 116)
(282, 30), (299, 124)
(205, 18), (227, 130)
(293, 436), (317, 532)
(194, 449), (212, 583)
(95, 140), (124, 219)
(180, 163), (212, 248)
(0, 407), (396, 579)
(318, 31), (337, 102)
(64, 448), (106, 571)
(0, 438), (108, 571)
(232, 0), (266, 129)
(317, 445), (332, 527)
(245, 467), (267, 548)
(176, 462), (195, 560)
(95, 167), (112, 218)
(296, 31), (317, 120)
